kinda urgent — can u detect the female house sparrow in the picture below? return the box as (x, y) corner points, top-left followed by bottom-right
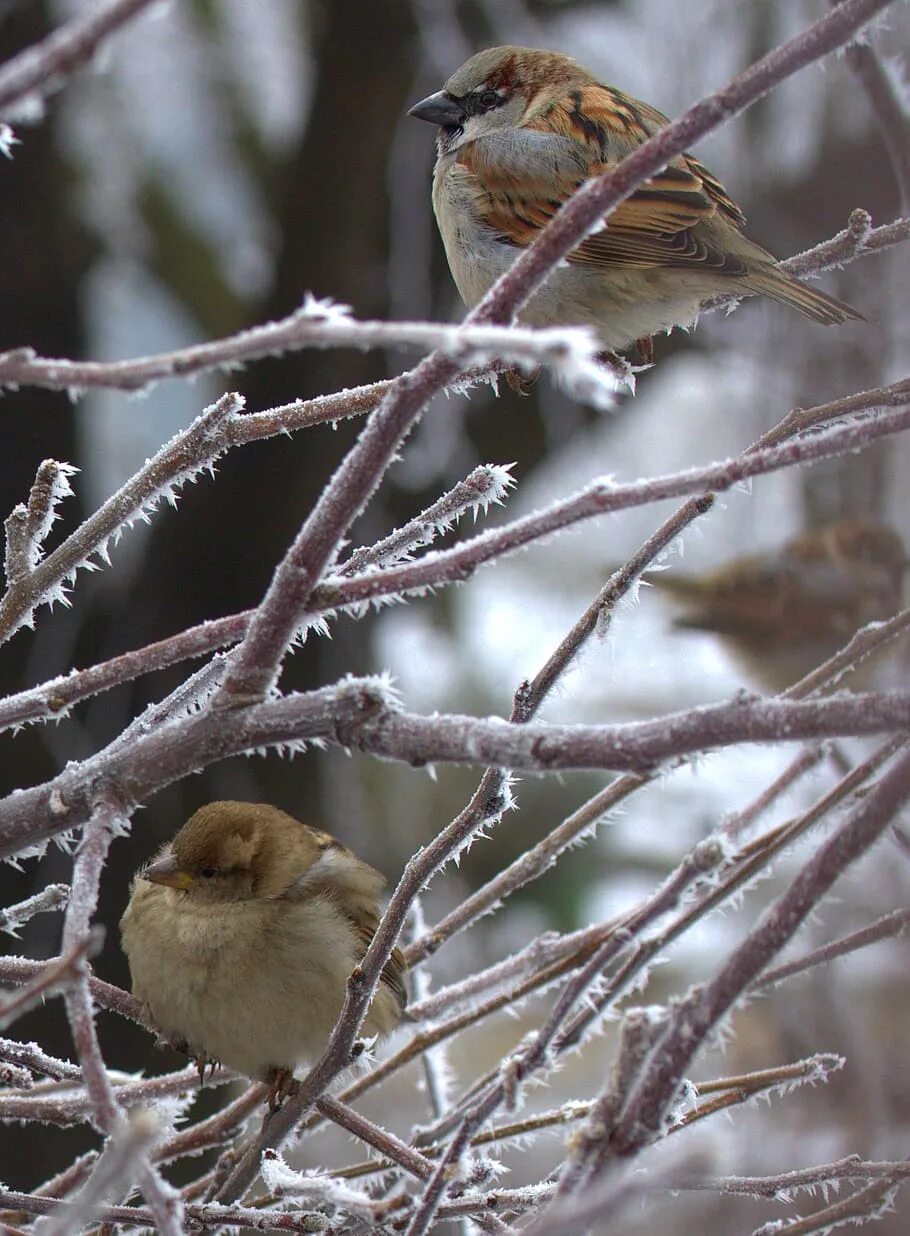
(409, 46), (861, 354)
(654, 519), (907, 692)
(120, 801), (406, 1106)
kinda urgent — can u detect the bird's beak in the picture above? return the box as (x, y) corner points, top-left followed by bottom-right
(143, 852), (195, 890)
(408, 91), (466, 127)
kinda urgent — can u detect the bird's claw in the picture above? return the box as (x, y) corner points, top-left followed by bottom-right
(264, 1067), (299, 1110)
(194, 1054), (220, 1085)
(504, 365), (538, 394)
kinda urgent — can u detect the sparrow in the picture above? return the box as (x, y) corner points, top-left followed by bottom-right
(120, 801), (406, 1107)
(409, 46), (861, 355)
(652, 519), (907, 692)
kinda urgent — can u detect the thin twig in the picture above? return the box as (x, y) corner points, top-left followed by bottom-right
(608, 743), (910, 1158)
(60, 791), (183, 1235)
(0, 392), (243, 646)
(754, 905), (910, 989)
(0, 0), (160, 116)
(752, 1174), (904, 1235)
(0, 883), (69, 934)
(0, 934), (99, 1032)
(0, 377), (903, 745)
(828, 0), (910, 209)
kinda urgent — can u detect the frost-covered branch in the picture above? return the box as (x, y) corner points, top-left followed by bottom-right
(0, 307), (619, 406)
(3, 459), (77, 588)
(751, 1175), (906, 1236)
(58, 792), (182, 1235)
(0, 393), (243, 645)
(338, 463), (516, 576)
(35, 1112), (160, 1236)
(0, 0), (160, 117)
(548, 737), (905, 1062)
(0, 933), (98, 1032)
(782, 209), (909, 276)
(0, 1064), (229, 1125)
(0, 212), (904, 398)
(828, 2), (910, 209)
(682, 1155), (910, 1198)
(0, 882), (68, 935)
(0, 375), (900, 743)
(0, 1037), (81, 1083)
(754, 905), (910, 990)
(607, 743), (910, 1159)
(412, 776), (648, 962)
(6, 681), (910, 860)
(322, 395), (910, 606)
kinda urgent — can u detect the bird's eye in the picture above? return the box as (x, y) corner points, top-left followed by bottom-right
(200, 867), (218, 879)
(476, 89), (500, 111)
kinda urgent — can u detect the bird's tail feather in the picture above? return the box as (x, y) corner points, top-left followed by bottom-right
(746, 270), (863, 326)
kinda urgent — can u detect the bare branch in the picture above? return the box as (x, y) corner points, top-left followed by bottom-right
(782, 209), (910, 275)
(316, 1094), (434, 1182)
(0, 882), (68, 935)
(6, 680), (910, 862)
(829, 2), (910, 209)
(0, 211), (902, 399)
(0, 934), (98, 1032)
(0, 0), (160, 117)
(0, 392), (243, 646)
(0, 1037), (81, 1083)
(608, 743), (910, 1159)
(0, 311), (616, 403)
(755, 905), (910, 990)
(59, 792), (183, 1235)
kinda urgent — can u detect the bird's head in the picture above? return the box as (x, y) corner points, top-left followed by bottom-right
(408, 45), (592, 153)
(140, 801), (343, 903)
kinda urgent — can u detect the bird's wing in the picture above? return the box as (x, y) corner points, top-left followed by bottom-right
(458, 81), (747, 271)
(282, 847), (407, 1013)
(348, 910), (408, 1013)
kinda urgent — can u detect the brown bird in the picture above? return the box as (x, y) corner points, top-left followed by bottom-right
(653, 519), (907, 692)
(120, 801), (406, 1107)
(409, 46), (861, 357)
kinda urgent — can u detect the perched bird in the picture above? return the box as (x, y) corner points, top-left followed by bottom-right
(120, 801), (406, 1106)
(409, 46), (861, 356)
(653, 519), (907, 692)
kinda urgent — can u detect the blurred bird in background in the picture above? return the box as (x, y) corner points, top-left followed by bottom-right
(121, 801), (407, 1106)
(652, 519), (908, 692)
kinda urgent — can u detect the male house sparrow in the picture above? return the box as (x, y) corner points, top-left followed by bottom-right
(120, 801), (406, 1106)
(409, 46), (861, 354)
(653, 518), (907, 692)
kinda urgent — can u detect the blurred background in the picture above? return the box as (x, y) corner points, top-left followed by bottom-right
(1, 0), (909, 1229)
